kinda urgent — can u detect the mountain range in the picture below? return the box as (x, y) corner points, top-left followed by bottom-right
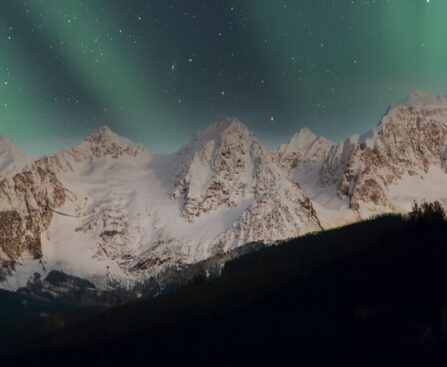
(1, 89), (447, 293)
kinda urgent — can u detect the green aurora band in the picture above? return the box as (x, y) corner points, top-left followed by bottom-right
(1, 0), (447, 156)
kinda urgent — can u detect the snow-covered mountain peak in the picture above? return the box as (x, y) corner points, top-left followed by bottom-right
(183, 118), (251, 155)
(373, 89), (447, 134)
(82, 125), (146, 159)
(278, 127), (333, 156)
(169, 117), (322, 251)
(171, 118), (259, 218)
(199, 117), (249, 137)
(3, 90), (447, 292)
(320, 90), (447, 215)
(278, 128), (335, 177)
(85, 125), (122, 143)
(36, 125), (149, 175)
(170, 117), (255, 194)
(402, 89), (447, 108)
(278, 128), (316, 154)
(0, 137), (32, 176)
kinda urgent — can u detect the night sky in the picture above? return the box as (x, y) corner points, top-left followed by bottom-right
(1, 0), (446, 156)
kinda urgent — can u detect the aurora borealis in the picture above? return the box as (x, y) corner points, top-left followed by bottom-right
(1, 0), (446, 156)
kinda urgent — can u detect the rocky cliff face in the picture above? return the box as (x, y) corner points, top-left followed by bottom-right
(172, 119), (258, 220)
(0, 119), (322, 288)
(0, 137), (32, 177)
(1, 90), (447, 291)
(0, 163), (66, 280)
(171, 118), (322, 253)
(209, 134), (322, 253)
(36, 126), (153, 284)
(37, 125), (146, 174)
(314, 90), (447, 214)
(278, 128), (334, 173)
(0, 128), (147, 285)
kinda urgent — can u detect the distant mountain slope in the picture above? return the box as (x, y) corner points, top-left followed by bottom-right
(285, 89), (447, 226)
(1, 90), (447, 292)
(0, 138), (32, 177)
(1, 212), (447, 366)
(310, 89), (447, 216)
(1, 120), (321, 289)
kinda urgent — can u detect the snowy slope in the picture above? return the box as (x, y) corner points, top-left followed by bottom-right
(0, 161), (66, 286)
(291, 89), (447, 221)
(1, 121), (321, 289)
(0, 137), (32, 177)
(172, 119), (322, 253)
(1, 90), (447, 291)
(277, 129), (359, 228)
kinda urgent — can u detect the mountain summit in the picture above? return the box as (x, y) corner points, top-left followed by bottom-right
(83, 125), (146, 159)
(402, 89), (447, 108)
(0, 137), (32, 176)
(1, 91), (447, 292)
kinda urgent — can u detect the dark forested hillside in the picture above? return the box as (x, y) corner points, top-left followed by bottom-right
(1, 207), (447, 366)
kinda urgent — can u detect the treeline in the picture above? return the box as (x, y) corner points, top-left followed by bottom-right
(408, 200), (446, 223)
(1, 202), (447, 366)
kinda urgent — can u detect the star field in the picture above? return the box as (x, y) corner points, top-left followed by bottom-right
(0, 0), (446, 156)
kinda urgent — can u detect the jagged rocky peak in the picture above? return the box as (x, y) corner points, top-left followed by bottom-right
(0, 139), (66, 273)
(278, 128), (334, 172)
(173, 117), (261, 220)
(0, 162), (67, 278)
(401, 89), (447, 108)
(321, 90), (447, 213)
(3, 90), (447, 293)
(372, 90), (447, 134)
(0, 137), (32, 176)
(180, 117), (252, 155)
(174, 117), (256, 175)
(86, 125), (130, 146)
(171, 117), (323, 248)
(278, 128), (319, 155)
(317, 136), (358, 188)
(36, 125), (149, 173)
(82, 124), (146, 159)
